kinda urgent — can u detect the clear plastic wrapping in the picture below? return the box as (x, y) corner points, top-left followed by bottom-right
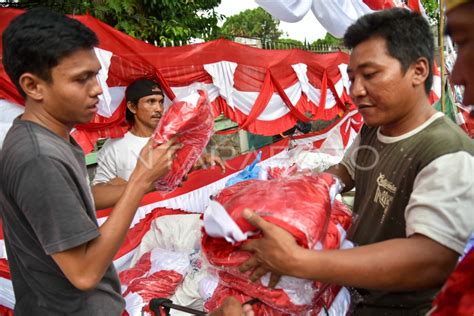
(153, 90), (214, 192)
(207, 173), (338, 250)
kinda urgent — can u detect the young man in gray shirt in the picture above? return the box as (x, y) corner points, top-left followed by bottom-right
(0, 8), (178, 315)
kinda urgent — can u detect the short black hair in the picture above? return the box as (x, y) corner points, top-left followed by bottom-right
(344, 8), (434, 95)
(2, 8), (98, 98)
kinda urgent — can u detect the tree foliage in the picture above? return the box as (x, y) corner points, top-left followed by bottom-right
(17, 0), (223, 45)
(219, 7), (283, 44)
(421, 0), (439, 25)
(274, 38), (304, 48)
(311, 33), (342, 47)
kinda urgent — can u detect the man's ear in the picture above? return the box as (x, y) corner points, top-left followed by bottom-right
(411, 57), (430, 88)
(126, 101), (137, 114)
(19, 73), (46, 102)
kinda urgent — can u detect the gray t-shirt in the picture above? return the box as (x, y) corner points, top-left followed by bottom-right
(0, 118), (124, 315)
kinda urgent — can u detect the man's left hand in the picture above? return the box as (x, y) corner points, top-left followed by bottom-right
(194, 153), (227, 173)
(238, 209), (302, 285)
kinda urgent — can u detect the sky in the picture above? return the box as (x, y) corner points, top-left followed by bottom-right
(216, 0), (328, 43)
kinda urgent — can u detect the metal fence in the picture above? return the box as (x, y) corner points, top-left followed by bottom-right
(147, 38), (344, 53)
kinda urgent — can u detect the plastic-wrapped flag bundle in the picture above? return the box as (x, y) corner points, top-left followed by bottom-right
(203, 283), (350, 316)
(153, 90), (214, 192)
(202, 173), (352, 314)
(120, 248), (191, 316)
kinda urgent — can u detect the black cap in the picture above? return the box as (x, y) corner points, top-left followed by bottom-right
(125, 79), (163, 104)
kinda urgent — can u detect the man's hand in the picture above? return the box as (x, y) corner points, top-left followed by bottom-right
(209, 297), (254, 316)
(194, 153), (227, 173)
(239, 209), (302, 286)
(130, 138), (180, 189)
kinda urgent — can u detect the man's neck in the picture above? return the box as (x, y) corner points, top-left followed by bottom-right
(22, 103), (71, 141)
(379, 98), (437, 137)
(129, 123), (154, 137)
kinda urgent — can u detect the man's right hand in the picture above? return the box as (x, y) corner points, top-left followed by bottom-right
(130, 138), (180, 189)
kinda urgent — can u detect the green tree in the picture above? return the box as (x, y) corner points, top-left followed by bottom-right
(311, 32), (343, 47)
(219, 7), (283, 44)
(18, 0), (222, 45)
(421, 0), (439, 25)
(273, 38), (304, 49)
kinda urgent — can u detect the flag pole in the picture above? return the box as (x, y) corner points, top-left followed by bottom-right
(439, 0), (446, 113)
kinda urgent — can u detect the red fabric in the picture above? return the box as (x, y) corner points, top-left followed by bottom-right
(202, 174), (351, 314)
(153, 90), (214, 192)
(212, 174), (337, 248)
(204, 283), (342, 316)
(120, 249), (187, 316)
(119, 252), (154, 287)
(363, 0), (396, 10)
(123, 270), (184, 315)
(0, 305), (13, 316)
(0, 8), (354, 152)
(0, 259), (11, 280)
(430, 248), (474, 316)
(95, 139), (290, 217)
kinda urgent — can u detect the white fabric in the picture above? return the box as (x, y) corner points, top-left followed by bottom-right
(92, 131), (149, 184)
(311, 0), (374, 38)
(292, 63), (311, 97)
(432, 75), (442, 98)
(204, 61), (238, 107)
(149, 248), (190, 275)
(94, 47), (115, 118)
(203, 200), (249, 244)
(317, 286), (351, 316)
(338, 64), (351, 93)
(256, 0), (313, 22)
(123, 292), (144, 316)
(255, 0), (374, 38)
(198, 275), (220, 302)
(170, 61), (345, 121)
(291, 63), (338, 109)
(130, 214), (202, 267)
(293, 142), (344, 172)
(0, 240), (6, 260)
(0, 99), (24, 149)
(170, 253), (211, 315)
(0, 277), (14, 309)
(340, 112), (474, 254)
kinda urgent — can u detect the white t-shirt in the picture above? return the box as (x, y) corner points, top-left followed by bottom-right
(341, 112), (474, 254)
(93, 131), (149, 184)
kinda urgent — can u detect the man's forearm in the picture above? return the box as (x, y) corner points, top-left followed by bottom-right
(86, 180), (148, 273)
(291, 234), (458, 291)
(92, 183), (126, 210)
(325, 164), (355, 193)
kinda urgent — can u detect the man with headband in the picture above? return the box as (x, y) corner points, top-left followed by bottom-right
(92, 78), (225, 209)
